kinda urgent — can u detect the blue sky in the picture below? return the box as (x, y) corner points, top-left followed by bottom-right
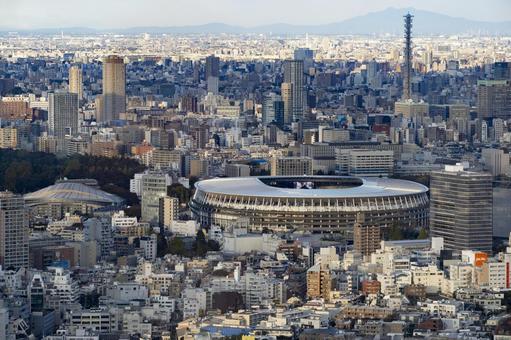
(2, 0), (510, 29)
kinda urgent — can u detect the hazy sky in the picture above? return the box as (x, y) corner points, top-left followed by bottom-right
(2, 0), (510, 29)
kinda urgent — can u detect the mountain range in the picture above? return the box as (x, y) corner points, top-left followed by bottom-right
(2, 7), (510, 35)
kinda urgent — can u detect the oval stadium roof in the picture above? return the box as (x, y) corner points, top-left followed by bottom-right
(195, 176), (428, 199)
(24, 181), (124, 206)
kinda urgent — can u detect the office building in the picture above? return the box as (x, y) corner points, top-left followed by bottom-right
(477, 80), (511, 119)
(191, 124), (209, 149)
(481, 148), (510, 177)
(48, 92), (79, 140)
(262, 93), (284, 125)
(0, 191), (29, 270)
(102, 55), (126, 122)
(336, 149), (394, 177)
(207, 76), (219, 95)
(271, 156), (313, 176)
(294, 48), (314, 69)
(394, 100), (429, 122)
(430, 164), (493, 253)
(190, 158), (209, 178)
(281, 82), (293, 126)
(205, 55), (220, 94)
(205, 55), (220, 79)
(494, 62), (511, 80)
(68, 65), (83, 100)
(141, 172), (172, 226)
(283, 59), (305, 122)
(225, 163), (250, 177)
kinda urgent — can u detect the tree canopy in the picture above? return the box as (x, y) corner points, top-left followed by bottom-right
(0, 149), (145, 203)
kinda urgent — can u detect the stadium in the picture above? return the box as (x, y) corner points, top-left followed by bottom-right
(190, 176), (429, 236)
(25, 180), (124, 220)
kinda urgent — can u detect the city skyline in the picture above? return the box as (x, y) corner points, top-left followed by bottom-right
(1, 2), (511, 338)
(1, 0), (511, 30)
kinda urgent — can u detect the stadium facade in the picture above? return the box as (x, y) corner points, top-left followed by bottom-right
(190, 176), (429, 236)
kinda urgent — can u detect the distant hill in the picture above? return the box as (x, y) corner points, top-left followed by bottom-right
(2, 7), (511, 35)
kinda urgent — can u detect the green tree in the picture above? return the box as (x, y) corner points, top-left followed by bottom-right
(167, 183), (190, 203)
(195, 229), (208, 257)
(169, 237), (186, 256)
(156, 234), (169, 257)
(417, 228), (428, 239)
(389, 224), (404, 240)
(63, 158), (81, 177)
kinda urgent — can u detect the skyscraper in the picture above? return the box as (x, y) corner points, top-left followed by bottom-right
(494, 62), (511, 80)
(294, 48), (314, 69)
(430, 164), (493, 253)
(205, 55), (220, 79)
(0, 191), (29, 270)
(284, 59), (305, 123)
(281, 82), (293, 126)
(402, 13), (413, 100)
(262, 93), (284, 125)
(69, 64), (83, 101)
(141, 172), (172, 226)
(102, 55), (126, 122)
(48, 92), (79, 140)
(477, 80), (511, 119)
(205, 55), (220, 94)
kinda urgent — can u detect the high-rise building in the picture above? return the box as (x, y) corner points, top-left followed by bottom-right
(102, 55), (126, 122)
(353, 214), (381, 257)
(48, 92), (79, 140)
(494, 62), (511, 80)
(0, 126), (17, 149)
(0, 97), (31, 120)
(477, 80), (511, 119)
(294, 48), (314, 69)
(283, 59), (305, 123)
(141, 172), (172, 226)
(493, 118), (505, 142)
(225, 163), (250, 177)
(402, 13), (413, 100)
(69, 65), (83, 100)
(207, 75), (219, 95)
(159, 196), (179, 229)
(180, 94), (198, 113)
(430, 164), (493, 253)
(0, 191), (29, 270)
(306, 263), (332, 301)
(481, 148), (510, 177)
(281, 82), (293, 126)
(205, 55), (220, 80)
(190, 158), (209, 178)
(205, 55), (220, 94)
(191, 124), (209, 149)
(335, 149), (394, 177)
(262, 93), (283, 125)
(271, 156), (313, 176)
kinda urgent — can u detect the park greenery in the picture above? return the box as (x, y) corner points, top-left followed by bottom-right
(0, 149), (145, 205)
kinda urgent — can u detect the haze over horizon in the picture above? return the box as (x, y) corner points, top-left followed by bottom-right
(2, 0), (511, 30)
